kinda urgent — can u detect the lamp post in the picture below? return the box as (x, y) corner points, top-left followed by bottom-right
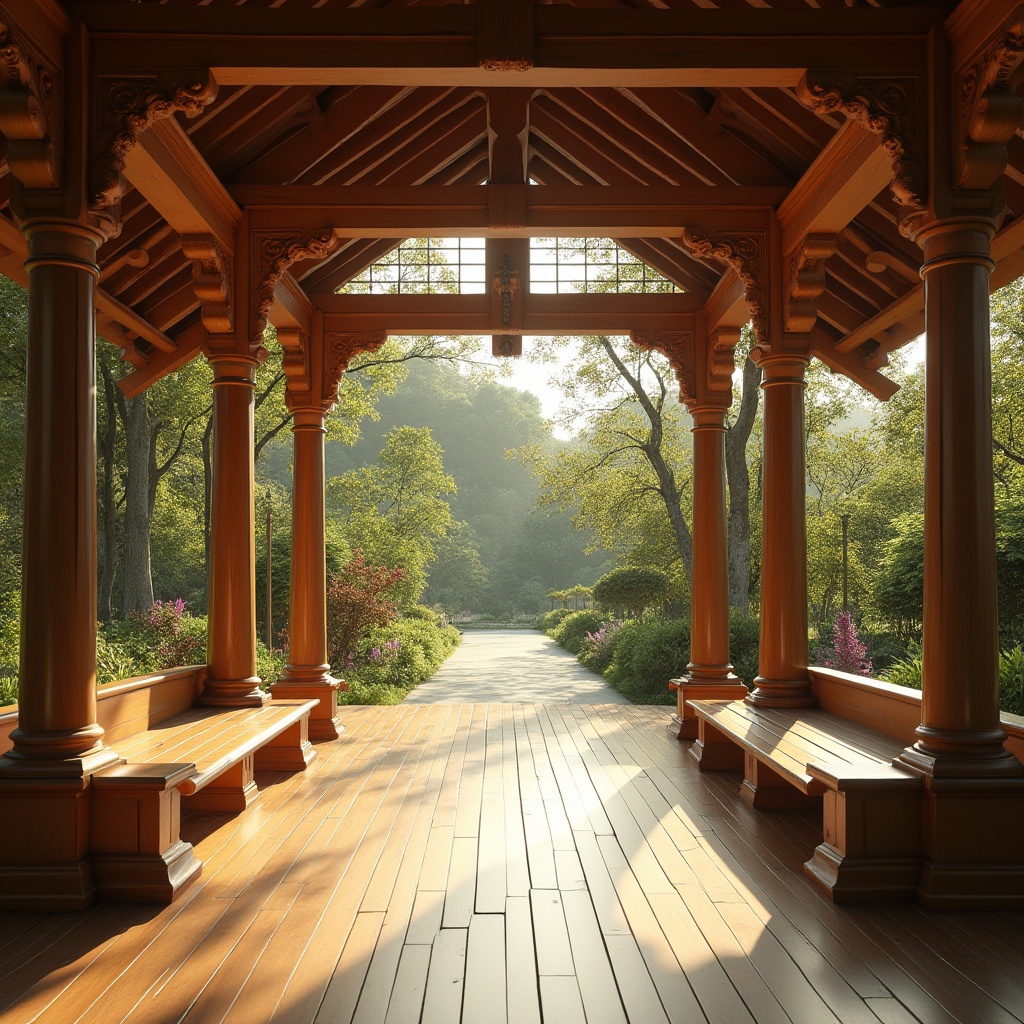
(841, 512), (850, 615)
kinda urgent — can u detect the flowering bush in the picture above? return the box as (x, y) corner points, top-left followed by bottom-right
(579, 620), (623, 674)
(326, 551), (405, 670)
(816, 612), (872, 676)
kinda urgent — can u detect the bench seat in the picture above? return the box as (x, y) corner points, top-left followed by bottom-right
(90, 699), (318, 903)
(688, 698), (924, 903)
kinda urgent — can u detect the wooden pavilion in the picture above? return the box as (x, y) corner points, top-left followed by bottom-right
(2, 0), (1024, 1017)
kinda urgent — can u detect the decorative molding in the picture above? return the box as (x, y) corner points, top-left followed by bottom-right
(708, 328), (741, 397)
(957, 13), (1024, 191)
(323, 331), (387, 405)
(786, 234), (837, 333)
(480, 58), (532, 72)
(632, 330), (695, 406)
(682, 228), (769, 350)
(493, 253), (519, 329)
(252, 227), (339, 354)
(796, 72), (925, 236)
(0, 23), (60, 189)
(277, 327), (311, 407)
(493, 335), (522, 357)
(182, 235), (232, 334)
(91, 70), (218, 232)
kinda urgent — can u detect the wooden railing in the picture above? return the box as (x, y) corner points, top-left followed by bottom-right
(0, 665), (207, 756)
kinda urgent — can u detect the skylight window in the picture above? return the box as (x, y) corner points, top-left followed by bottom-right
(530, 238), (677, 294)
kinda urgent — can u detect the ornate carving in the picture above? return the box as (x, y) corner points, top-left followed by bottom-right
(277, 328), (311, 407)
(632, 330), (695, 406)
(493, 254), (519, 328)
(480, 58), (532, 72)
(786, 234), (836, 333)
(252, 228), (340, 354)
(682, 228), (769, 350)
(182, 235), (233, 334)
(708, 328), (741, 397)
(957, 14), (1024, 191)
(797, 72), (925, 234)
(91, 70), (218, 230)
(323, 331), (387, 405)
(493, 334), (521, 358)
(0, 24), (60, 189)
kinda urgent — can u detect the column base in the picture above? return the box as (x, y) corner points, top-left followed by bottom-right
(896, 729), (1024, 779)
(670, 677), (748, 739)
(746, 675), (816, 709)
(271, 671), (343, 742)
(199, 676), (269, 708)
(93, 842), (202, 904)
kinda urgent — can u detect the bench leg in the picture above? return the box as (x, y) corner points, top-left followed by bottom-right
(804, 770), (922, 904)
(253, 714), (317, 773)
(184, 756), (259, 813)
(740, 755), (820, 810)
(690, 719), (744, 771)
(91, 782), (202, 903)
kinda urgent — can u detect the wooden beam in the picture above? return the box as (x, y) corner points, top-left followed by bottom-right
(271, 272), (313, 335)
(237, 185), (782, 238)
(77, 5), (936, 86)
(0, 1), (70, 68)
(123, 119), (240, 253)
(811, 331), (898, 402)
(702, 269), (748, 334)
(778, 122), (894, 256)
(118, 323), (206, 398)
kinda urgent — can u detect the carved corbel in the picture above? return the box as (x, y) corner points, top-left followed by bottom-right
(957, 13), (1024, 191)
(252, 227), (340, 356)
(796, 72), (925, 236)
(182, 235), (233, 334)
(632, 330), (696, 407)
(323, 331), (387, 406)
(0, 24), (60, 189)
(786, 234), (836, 333)
(492, 254), (520, 329)
(91, 70), (218, 235)
(707, 328), (741, 402)
(682, 228), (769, 351)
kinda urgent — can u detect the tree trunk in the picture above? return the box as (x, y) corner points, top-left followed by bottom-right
(202, 415), (213, 600)
(725, 355), (761, 614)
(122, 392), (155, 614)
(97, 358), (119, 622)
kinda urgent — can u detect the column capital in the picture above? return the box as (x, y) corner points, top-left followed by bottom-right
(914, 216), (997, 274)
(20, 220), (103, 276)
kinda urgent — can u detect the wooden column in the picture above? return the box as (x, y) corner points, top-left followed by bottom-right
(202, 355), (266, 707)
(676, 405), (746, 738)
(272, 404), (342, 741)
(747, 355), (814, 708)
(0, 221), (121, 909)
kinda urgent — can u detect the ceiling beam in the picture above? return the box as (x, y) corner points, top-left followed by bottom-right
(118, 321), (205, 399)
(77, 5), (936, 86)
(237, 184), (783, 237)
(123, 119), (240, 254)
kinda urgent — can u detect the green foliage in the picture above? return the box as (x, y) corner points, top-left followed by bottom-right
(729, 611), (760, 688)
(999, 647), (1024, 716)
(536, 608), (573, 631)
(326, 552), (405, 670)
(603, 618), (689, 704)
(884, 652), (924, 690)
(592, 566), (670, 619)
(871, 513), (925, 640)
(549, 610), (607, 655)
(578, 620), (623, 674)
(403, 604), (444, 625)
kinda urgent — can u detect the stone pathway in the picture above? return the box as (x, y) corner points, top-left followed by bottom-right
(402, 628), (631, 704)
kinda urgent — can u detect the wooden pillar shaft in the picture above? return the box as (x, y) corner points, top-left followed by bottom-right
(899, 219), (1021, 778)
(7, 223), (111, 765)
(748, 356), (813, 708)
(203, 356), (265, 707)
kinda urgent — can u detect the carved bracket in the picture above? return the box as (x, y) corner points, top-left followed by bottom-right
(0, 23), (60, 189)
(787, 234), (837, 333)
(797, 72), (925, 236)
(252, 227), (340, 355)
(632, 330), (696, 407)
(708, 328), (741, 401)
(492, 254), (520, 329)
(277, 327), (312, 409)
(958, 13), (1024, 191)
(91, 70), (218, 235)
(682, 228), (770, 351)
(323, 331), (387, 406)
(182, 235), (233, 334)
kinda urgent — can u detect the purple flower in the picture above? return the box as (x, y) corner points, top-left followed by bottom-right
(370, 647), (381, 662)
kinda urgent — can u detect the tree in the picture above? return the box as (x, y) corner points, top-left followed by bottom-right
(326, 551), (405, 668)
(593, 565), (670, 620)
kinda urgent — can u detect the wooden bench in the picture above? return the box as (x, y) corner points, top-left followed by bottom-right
(90, 698), (318, 903)
(688, 698), (924, 903)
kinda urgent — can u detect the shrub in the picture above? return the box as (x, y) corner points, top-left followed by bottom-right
(592, 566), (670, 620)
(96, 633), (138, 684)
(403, 604), (442, 625)
(550, 610), (607, 655)
(338, 678), (409, 706)
(326, 551), (405, 670)
(604, 618), (689, 704)
(343, 619), (461, 696)
(536, 608), (573, 631)
(100, 599), (207, 678)
(815, 612), (872, 676)
(999, 646), (1024, 716)
(579, 620), (623, 674)
(729, 611), (760, 688)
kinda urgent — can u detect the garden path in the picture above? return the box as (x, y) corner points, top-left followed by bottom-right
(403, 628), (632, 704)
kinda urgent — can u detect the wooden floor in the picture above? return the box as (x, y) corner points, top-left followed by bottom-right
(1, 703), (1023, 1024)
